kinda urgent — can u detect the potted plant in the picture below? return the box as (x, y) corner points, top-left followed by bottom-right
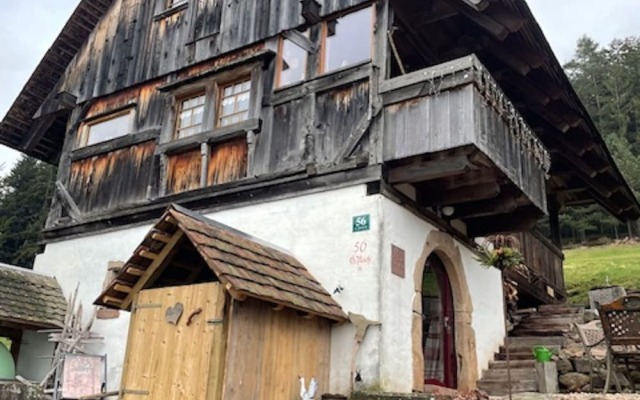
(476, 234), (523, 271)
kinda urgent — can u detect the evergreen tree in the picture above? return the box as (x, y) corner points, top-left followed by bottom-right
(0, 156), (56, 268)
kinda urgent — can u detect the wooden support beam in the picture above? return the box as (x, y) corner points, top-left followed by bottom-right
(449, 0), (510, 41)
(21, 113), (58, 152)
(102, 296), (123, 306)
(452, 188), (522, 219)
(113, 284), (132, 294)
(55, 181), (84, 222)
(121, 231), (185, 309)
(224, 282), (248, 301)
(420, 182), (501, 206)
(466, 206), (543, 237)
(125, 266), (145, 276)
(388, 155), (474, 184)
(151, 231), (172, 244)
(420, 169), (499, 192)
(137, 249), (158, 261)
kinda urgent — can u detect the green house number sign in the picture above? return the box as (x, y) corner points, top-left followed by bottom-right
(352, 214), (370, 232)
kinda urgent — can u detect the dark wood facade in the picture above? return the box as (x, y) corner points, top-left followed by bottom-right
(3, 0), (640, 297)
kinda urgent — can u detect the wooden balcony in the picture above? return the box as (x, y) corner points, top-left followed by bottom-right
(507, 231), (566, 305)
(381, 55), (550, 236)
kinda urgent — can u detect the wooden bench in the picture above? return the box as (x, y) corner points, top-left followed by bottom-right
(598, 294), (640, 393)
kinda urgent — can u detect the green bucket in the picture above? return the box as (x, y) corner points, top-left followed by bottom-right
(0, 343), (15, 380)
(532, 346), (553, 362)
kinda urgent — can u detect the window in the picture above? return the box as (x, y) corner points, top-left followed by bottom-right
(83, 110), (133, 147)
(218, 79), (251, 127)
(276, 32), (309, 88)
(175, 93), (205, 139)
(322, 7), (373, 73)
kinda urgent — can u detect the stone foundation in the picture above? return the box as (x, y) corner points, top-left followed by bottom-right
(0, 382), (47, 400)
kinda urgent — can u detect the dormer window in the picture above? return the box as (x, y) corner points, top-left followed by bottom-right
(80, 109), (134, 147)
(175, 93), (206, 139)
(218, 79), (251, 127)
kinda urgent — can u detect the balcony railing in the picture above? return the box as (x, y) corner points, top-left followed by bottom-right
(381, 55), (551, 236)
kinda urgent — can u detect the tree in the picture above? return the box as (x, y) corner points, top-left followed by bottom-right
(0, 156), (56, 268)
(559, 36), (640, 243)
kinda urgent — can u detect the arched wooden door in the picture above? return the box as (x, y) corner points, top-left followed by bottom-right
(422, 254), (457, 388)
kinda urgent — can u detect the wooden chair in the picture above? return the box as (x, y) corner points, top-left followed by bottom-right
(598, 295), (640, 393)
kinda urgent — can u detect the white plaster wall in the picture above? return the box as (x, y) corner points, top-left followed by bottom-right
(34, 185), (383, 394)
(32, 185), (505, 395)
(34, 224), (152, 390)
(378, 198), (505, 392)
(15, 330), (56, 382)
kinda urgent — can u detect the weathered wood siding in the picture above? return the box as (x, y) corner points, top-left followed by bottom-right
(207, 138), (247, 186)
(514, 231), (565, 293)
(68, 141), (155, 212)
(223, 298), (332, 400)
(383, 84), (546, 211)
(166, 149), (202, 194)
(315, 81), (370, 163)
(59, 0), (371, 103)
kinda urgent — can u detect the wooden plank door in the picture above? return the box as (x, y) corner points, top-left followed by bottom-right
(120, 282), (226, 400)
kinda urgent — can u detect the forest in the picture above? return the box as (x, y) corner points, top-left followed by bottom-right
(0, 36), (639, 267)
(554, 36), (640, 243)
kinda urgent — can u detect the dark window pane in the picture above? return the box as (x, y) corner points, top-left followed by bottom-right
(324, 7), (372, 73)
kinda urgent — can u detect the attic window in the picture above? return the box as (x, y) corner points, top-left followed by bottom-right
(322, 6), (374, 73)
(81, 110), (134, 147)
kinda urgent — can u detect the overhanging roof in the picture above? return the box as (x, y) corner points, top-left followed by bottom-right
(0, 263), (67, 330)
(1, 0), (638, 221)
(0, 0), (114, 163)
(95, 205), (347, 322)
(390, 0), (640, 221)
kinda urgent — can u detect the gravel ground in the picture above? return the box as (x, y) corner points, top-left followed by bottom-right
(491, 393), (640, 400)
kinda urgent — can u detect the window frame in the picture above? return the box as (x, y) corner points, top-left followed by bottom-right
(275, 31), (311, 89)
(78, 107), (135, 149)
(318, 5), (376, 76)
(173, 90), (207, 140)
(216, 77), (253, 128)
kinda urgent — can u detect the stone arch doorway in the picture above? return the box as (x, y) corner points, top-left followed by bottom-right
(422, 253), (457, 388)
(412, 231), (479, 392)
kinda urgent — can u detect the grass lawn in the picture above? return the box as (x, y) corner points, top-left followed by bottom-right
(563, 243), (640, 305)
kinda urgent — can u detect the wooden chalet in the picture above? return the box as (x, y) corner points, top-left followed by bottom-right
(1, 0), (639, 396)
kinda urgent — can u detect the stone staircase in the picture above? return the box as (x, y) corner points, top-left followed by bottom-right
(476, 304), (584, 396)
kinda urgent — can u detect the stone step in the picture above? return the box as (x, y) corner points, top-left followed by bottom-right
(517, 316), (581, 325)
(504, 336), (565, 347)
(482, 367), (536, 380)
(494, 352), (534, 361)
(510, 328), (568, 337)
(537, 305), (584, 314)
(489, 360), (537, 369)
(477, 378), (537, 396)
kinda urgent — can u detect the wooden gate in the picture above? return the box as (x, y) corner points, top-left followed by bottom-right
(120, 282), (226, 400)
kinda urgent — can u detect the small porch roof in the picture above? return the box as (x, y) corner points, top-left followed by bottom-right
(95, 205), (346, 322)
(0, 263), (67, 330)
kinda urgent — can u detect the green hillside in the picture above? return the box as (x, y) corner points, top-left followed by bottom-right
(563, 243), (640, 305)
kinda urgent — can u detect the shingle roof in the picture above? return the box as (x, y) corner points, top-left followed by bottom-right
(95, 205), (346, 322)
(0, 264), (67, 329)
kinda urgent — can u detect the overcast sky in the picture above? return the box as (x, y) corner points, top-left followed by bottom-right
(0, 0), (639, 173)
